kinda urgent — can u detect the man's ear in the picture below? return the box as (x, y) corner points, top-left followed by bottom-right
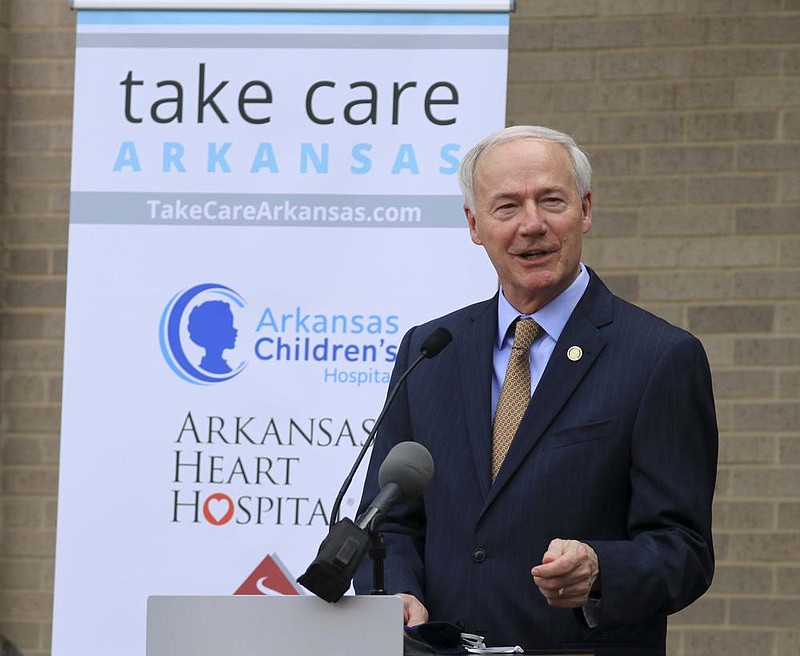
(465, 205), (483, 245)
(581, 191), (592, 235)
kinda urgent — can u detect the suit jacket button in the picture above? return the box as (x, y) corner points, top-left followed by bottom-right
(472, 548), (486, 563)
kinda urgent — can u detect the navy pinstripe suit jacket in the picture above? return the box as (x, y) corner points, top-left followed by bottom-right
(354, 269), (717, 654)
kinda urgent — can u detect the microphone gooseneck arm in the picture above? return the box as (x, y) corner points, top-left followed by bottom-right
(328, 327), (450, 526)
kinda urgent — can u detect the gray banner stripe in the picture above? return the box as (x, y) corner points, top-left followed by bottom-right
(76, 33), (507, 49)
(70, 191), (467, 228)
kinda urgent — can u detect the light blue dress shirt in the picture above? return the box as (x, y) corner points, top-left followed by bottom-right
(492, 265), (591, 417)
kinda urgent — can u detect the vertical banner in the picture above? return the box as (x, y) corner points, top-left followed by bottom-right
(55, 5), (509, 655)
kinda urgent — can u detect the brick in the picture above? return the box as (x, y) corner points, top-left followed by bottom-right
(713, 500), (775, 529)
(0, 468), (59, 495)
(10, 31), (74, 58)
(508, 21), (555, 51)
(595, 177), (685, 204)
(688, 175), (777, 204)
(554, 82), (640, 112)
(9, 92), (73, 122)
(639, 80), (735, 110)
(775, 568), (800, 595)
(734, 16), (800, 44)
(585, 210), (639, 236)
(686, 111), (778, 140)
(670, 596), (725, 625)
(778, 503), (800, 532)
(512, 0), (597, 19)
(780, 236), (800, 266)
(644, 145), (733, 174)
(776, 630), (800, 655)
(738, 143), (800, 171)
(599, 0), (783, 15)
(51, 248), (67, 275)
(0, 311), (45, 340)
(709, 564), (772, 594)
(735, 272), (800, 300)
(9, 1), (59, 27)
(734, 338), (800, 366)
(737, 79), (800, 108)
(4, 218), (68, 246)
(719, 533), (800, 562)
(688, 305), (774, 334)
(732, 402), (800, 432)
(6, 122), (53, 150)
(48, 375), (63, 403)
(5, 152), (71, 183)
(0, 498), (45, 527)
(601, 273), (639, 301)
(5, 248), (49, 274)
(0, 342), (64, 372)
(514, 1), (599, 18)
(687, 236), (778, 267)
(505, 86), (555, 115)
(0, 591), (53, 620)
(640, 206), (733, 236)
(640, 272), (730, 302)
(0, 559), (48, 589)
(587, 147), (643, 175)
(683, 629), (774, 655)
(688, 49), (781, 78)
(638, 302), (685, 327)
(712, 369), (775, 398)
(0, 622), (39, 653)
(782, 170), (800, 201)
(598, 51), (685, 79)
(785, 111), (800, 138)
(718, 435), (776, 464)
(508, 53), (594, 83)
(736, 206), (800, 234)
(640, 16), (710, 46)
(2, 436), (48, 465)
(2, 405), (62, 433)
(778, 371), (800, 400)
(779, 436), (800, 464)
(714, 466), (733, 498)
(595, 112), (685, 144)
(554, 19), (643, 49)
(2, 278), (66, 307)
(1, 375), (47, 403)
(731, 598), (800, 629)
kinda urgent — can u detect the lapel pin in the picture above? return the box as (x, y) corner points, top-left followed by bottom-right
(567, 346), (583, 362)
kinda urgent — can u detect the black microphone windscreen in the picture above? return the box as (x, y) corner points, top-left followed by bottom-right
(420, 327), (452, 359)
(377, 441), (434, 502)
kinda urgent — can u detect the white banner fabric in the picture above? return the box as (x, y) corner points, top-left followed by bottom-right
(54, 8), (508, 656)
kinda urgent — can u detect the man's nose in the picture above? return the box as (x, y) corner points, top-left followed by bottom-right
(518, 200), (545, 234)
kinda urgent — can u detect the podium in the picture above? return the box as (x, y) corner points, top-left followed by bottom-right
(146, 595), (404, 656)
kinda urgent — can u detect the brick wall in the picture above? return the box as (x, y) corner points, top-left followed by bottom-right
(0, 1), (798, 655)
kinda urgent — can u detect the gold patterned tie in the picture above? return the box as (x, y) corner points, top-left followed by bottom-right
(491, 318), (541, 481)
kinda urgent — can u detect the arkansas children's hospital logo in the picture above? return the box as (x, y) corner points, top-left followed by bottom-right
(159, 283), (247, 384)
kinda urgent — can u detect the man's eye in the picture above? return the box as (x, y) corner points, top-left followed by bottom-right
(543, 198), (566, 208)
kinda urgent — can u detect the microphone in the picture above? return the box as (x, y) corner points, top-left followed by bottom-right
(297, 441), (434, 603)
(355, 441), (434, 532)
(296, 327), (451, 603)
(328, 326), (451, 525)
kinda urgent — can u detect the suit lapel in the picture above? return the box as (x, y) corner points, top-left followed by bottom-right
(455, 296), (498, 501)
(484, 272), (614, 508)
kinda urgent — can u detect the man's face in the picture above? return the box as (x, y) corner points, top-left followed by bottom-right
(465, 138), (592, 314)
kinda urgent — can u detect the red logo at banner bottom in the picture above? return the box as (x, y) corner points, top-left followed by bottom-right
(235, 553), (304, 596)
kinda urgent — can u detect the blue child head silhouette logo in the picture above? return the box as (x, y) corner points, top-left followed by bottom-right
(160, 284), (247, 384)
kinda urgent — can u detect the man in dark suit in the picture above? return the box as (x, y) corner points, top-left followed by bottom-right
(354, 125), (717, 654)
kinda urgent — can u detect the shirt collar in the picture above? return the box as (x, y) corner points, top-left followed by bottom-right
(496, 265), (591, 348)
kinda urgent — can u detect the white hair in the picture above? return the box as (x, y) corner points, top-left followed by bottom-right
(458, 125), (592, 211)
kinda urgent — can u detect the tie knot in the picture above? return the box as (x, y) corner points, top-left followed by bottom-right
(512, 318), (540, 352)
